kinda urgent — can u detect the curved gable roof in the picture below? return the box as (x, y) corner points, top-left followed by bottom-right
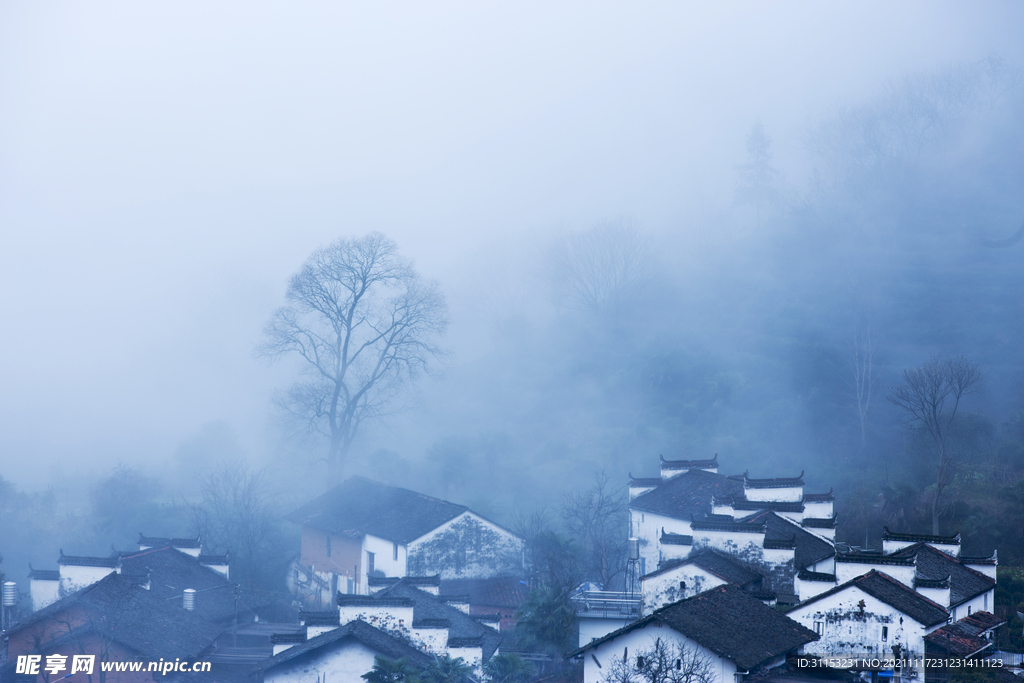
(572, 584), (817, 670)
(630, 469), (744, 521)
(287, 476), (468, 544)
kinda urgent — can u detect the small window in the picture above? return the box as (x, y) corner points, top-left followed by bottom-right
(680, 581), (687, 592)
(968, 606), (972, 615)
(882, 626), (888, 641)
(326, 535), (332, 558)
(367, 551), (375, 575)
(636, 656), (645, 669)
(814, 621), (824, 635)
(393, 542), (399, 561)
(675, 659), (682, 670)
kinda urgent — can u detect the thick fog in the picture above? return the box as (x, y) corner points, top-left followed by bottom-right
(2, 2), (1024, 586)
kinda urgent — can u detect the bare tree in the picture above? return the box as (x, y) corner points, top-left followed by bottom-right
(261, 233), (448, 480)
(187, 461), (281, 589)
(847, 327), (882, 449)
(887, 355), (981, 534)
(601, 638), (716, 683)
(562, 471), (627, 587)
(548, 221), (652, 312)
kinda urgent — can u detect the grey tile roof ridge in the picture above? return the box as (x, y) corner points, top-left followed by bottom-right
(253, 619), (433, 673)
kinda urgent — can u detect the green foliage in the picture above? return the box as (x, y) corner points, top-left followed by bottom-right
(421, 655), (473, 683)
(484, 653), (534, 683)
(514, 582), (578, 656)
(362, 656), (421, 683)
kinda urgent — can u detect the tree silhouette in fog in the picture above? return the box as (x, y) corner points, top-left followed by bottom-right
(261, 233), (448, 481)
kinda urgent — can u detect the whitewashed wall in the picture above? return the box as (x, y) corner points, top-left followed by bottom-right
(263, 638), (380, 683)
(407, 512), (523, 580)
(950, 591), (994, 621)
(914, 585), (950, 608)
(631, 510), (693, 574)
(59, 565), (115, 595)
(788, 586), (934, 676)
(582, 623), (736, 683)
(641, 564), (726, 615)
(745, 485), (802, 503)
(338, 604), (415, 638)
(803, 500), (834, 519)
(795, 575), (836, 601)
(360, 534), (407, 593)
(30, 577), (60, 611)
(410, 626), (448, 655)
(835, 562), (915, 587)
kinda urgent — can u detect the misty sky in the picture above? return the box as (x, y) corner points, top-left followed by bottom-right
(2, 2), (1023, 489)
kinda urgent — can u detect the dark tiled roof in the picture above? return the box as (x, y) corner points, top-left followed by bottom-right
(138, 533), (202, 549)
(660, 531), (693, 546)
(914, 576), (950, 589)
(439, 577), (530, 609)
(9, 573), (222, 659)
(28, 565), (59, 581)
(798, 570), (836, 583)
(889, 543), (995, 607)
(730, 499), (805, 513)
(571, 584), (818, 670)
(795, 570), (949, 627)
(287, 476), (469, 543)
(368, 576), (401, 588)
(802, 517), (837, 529)
(58, 550), (119, 568)
(691, 519), (766, 533)
(376, 579), (502, 660)
(924, 612), (1001, 658)
(660, 454), (719, 469)
(925, 623), (991, 657)
(960, 554), (997, 565)
(836, 552), (915, 566)
(748, 511), (835, 568)
(629, 475), (663, 487)
(630, 469), (745, 522)
(744, 471), (804, 488)
(803, 489), (834, 502)
(645, 549), (762, 586)
(882, 527), (960, 545)
(300, 611), (340, 626)
(198, 554), (229, 565)
(271, 632), (307, 644)
(254, 619), (433, 674)
(338, 595), (415, 607)
(117, 546), (262, 623)
(960, 611), (1005, 632)
(448, 636), (484, 648)
(413, 618), (450, 629)
(403, 575), (441, 587)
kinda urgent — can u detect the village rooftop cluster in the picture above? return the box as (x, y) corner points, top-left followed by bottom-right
(0, 457), (1008, 683)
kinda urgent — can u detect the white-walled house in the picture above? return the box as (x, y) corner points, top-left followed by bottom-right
(255, 619), (433, 683)
(640, 548), (767, 615)
(628, 457), (835, 603)
(287, 477), (524, 603)
(570, 584), (819, 683)
(786, 570), (950, 679)
(265, 576), (502, 681)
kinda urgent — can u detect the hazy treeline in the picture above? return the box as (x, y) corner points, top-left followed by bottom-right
(2, 57), (1023, 596)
